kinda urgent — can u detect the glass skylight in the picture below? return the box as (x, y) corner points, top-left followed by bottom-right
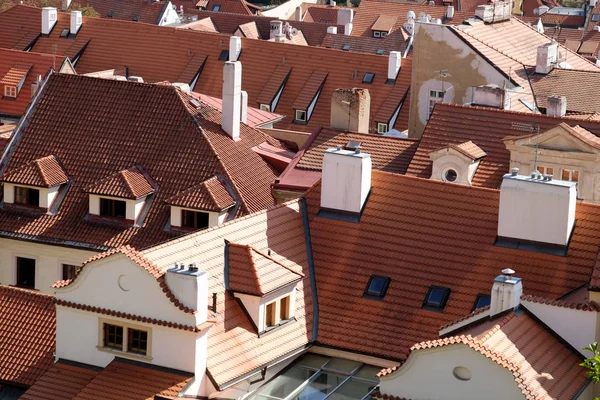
(473, 294), (491, 311)
(362, 73), (375, 84)
(423, 286), (450, 311)
(364, 275), (391, 298)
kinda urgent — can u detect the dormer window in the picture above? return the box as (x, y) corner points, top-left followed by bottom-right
(429, 141), (486, 186)
(100, 320), (151, 358)
(295, 110), (307, 122)
(377, 122), (388, 134)
(181, 209), (209, 230)
(14, 186), (40, 207)
(1, 63), (33, 99)
(4, 86), (16, 98)
(423, 286), (450, 312)
(100, 198), (127, 219)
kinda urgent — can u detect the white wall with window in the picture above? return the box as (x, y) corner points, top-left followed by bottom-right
(3, 183), (60, 209)
(88, 194), (146, 222)
(170, 206), (227, 230)
(429, 148), (482, 186)
(234, 283), (298, 333)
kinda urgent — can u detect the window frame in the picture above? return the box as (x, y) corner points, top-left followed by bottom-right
(62, 263), (78, 280)
(472, 293), (491, 312)
(127, 328), (149, 355)
(363, 275), (391, 300)
(103, 323), (124, 349)
(362, 73), (375, 84)
(422, 285), (451, 312)
(265, 301), (277, 328)
(14, 186), (40, 207)
(4, 85), (17, 98)
(181, 209), (210, 230)
(99, 197), (127, 219)
(427, 90), (445, 120)
(98, 319), (152, 359)
(536, 165), (554, 177)
(376, 122), (388, 134)
(561, 168), (580, 183)
(16, 256), (36, 289)
(280, 295), (291, 321)
(259, 104), (271, 112)
(295, 110), (307, 122)
(373, 31), (381, 38)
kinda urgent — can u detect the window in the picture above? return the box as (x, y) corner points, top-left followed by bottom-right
(376, 48), (385, 55)
(377, 122), (388, 134)
(60, 28), (69, 37)
(4, 86), (17, 98)
(16, 257), (35, 289)
(128, 328), (148, 355)
(472, 294), (491, 311)
(14, 186), (40, 207)
(218, 50), (229, 61)
(381, 32), (387, 37)
(212, 4), (220, 11)
(62, 264), (78, 280)
(342, 44), (351, 51)
(443, 168), (458, 182)
(260, 104), (271, 112)
(561, 169), (579, 182)
(100, 198), (127, 218)
(423, 286), (450, 311)
(280, 296), (291, 320)
(265, 301), (277, 328)
(295, 110), (307, 122)
(593, 13), (599, 22)
(428, 90), (445, 120)
(181, 209), (210, 230)
(362, 73), (375, 84)
(107, 10), (114, 17)
(536, 165), (554, 176)
(373, 31), (381, 38)
(103, 323), (123, 349)
(364, 275), (391, 299)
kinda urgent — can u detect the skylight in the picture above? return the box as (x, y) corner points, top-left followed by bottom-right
(376, 49), (385, 55)
(218, 50), (229, 61)
(342, 44), (351, 51)
(364, 275), (391, 299)
(423, 286), (450, 311)
(212, 4), (221, 11)
(472, 294), (491, 311)
(60, 28), (70, 38)
(593, 13), (600, 22)
(133, 15), (140, 22)
(362, 73), (375, 84)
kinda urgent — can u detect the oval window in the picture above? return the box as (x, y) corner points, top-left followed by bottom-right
(452, 366), (472, 381)
(444, 168), (458, 182)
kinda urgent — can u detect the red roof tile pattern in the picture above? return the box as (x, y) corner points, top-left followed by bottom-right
(371, 15), (396, 32)
(178, 53), (208, 84)
(0, 5), (41, 49)
(541, 13), (585, 27)
(406, 103), (600, 189)
(292, 71), (328, 110)
(228, 242), (304, 296)
(303, 169), (600, 361)
(166, 176), (236, 212)
(438, 305), (490, 331)
(1, 154), (68, 187)
(448, 141), (487, 160)
(0, 73), (280, 249)
(72, 358), (192, 399)
(256, 64), (292, 105)
(303, 5), (339, 24)
(521, 294), (600, 311)
(20, 361), (100, 400)
(0, 63), (32, 86)
(178, 0), (257, 15)
(321, 32), (409, 55)
(85, 166), (155, 200)
(0, 285), (56, 387)
(237, 20), (261, 38)
(13, 31), (40, 51)
(530, 69), (600, 115)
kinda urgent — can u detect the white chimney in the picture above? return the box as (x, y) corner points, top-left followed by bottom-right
(535, 17), (544, 34)
(546, 95), (566, 117)
(490, 268), (523, 316)
(165, 264), (208, 324)
(327, 26), (338, 34)
(536, 42), (558, 74)
(31, 74), (42, 98)
(320, 147), (372, 215)
(497, 172), (576, 247)
(240, 90), (248, 123)
(41, 7), (58, 35)
(592, 0), (598, 8)
(270, 20), (283, 40)
(222, 61), (241, 141)
(330, 0), (336, 5)
(338, 8), (353, 27)
(446, 5), (454, 18)
(229, 35), (241, 62)
(344, 22), (353, 35)
(388, 51), (401, 81)
(295, 5), (302, 21)
(70, 10), (82, 35)
(275, 34), (286, 42)
(62, 0), (71, 11)
(472, 84), (510, 110)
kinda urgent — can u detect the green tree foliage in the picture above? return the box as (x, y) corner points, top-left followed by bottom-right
(581, 343), (600, 400)
(68, 2), (99, 17)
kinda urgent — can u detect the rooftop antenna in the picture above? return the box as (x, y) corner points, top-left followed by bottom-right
(511, 122), (541, 178)
(433, 69), (451, 95)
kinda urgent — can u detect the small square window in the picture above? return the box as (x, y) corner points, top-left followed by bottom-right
(377, 122), (388, 134)
(265, 302), (277, 328)
(4, 86), (17, 98)
(259, 104), (271, 112)
(364, 275), (391, 298)
(15, 186), (40, 207)
(373, 31), (381, 38)
(472, 294), (491, 311)
(295, 110), (307, 122)
(376, 49), (384, 55)
(362, 73), (375, 84)
(62, 264), (78, 280)
(16, 257), (36, 289)
(218, 50), (229, 61)
(423, 286), (450, 311)
(128, 328), (148, 355)
(381, 32), (387, 37)
(212, 4), (220, 11)
(103, 323), (123, 349)
(342, 44), (351, 51)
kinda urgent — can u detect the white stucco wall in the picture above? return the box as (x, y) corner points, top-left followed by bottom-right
(3, 183), (55, 208)
(379, 345), (525, 400)
(89, 194), (143, 221)
(235, 284), (297, 332)
(170, 206), (225, 228)
(0, 238), (96, 292)
(261, 0), (317, 19)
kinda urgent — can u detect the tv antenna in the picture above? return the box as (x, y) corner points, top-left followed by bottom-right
(433, 69), (451, 93)
(511, 122), (541, 177)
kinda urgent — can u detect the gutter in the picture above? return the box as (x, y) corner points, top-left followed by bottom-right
(300, 197), (318, 341)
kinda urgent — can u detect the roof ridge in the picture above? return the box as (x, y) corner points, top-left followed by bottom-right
(0, 283), (56, 299)
(521, 294), (600, 311)
(250, 246), (305, 277)
(245, 245), (264, 294)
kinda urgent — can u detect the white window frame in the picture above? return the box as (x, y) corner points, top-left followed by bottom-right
(262, 294), (294, 331)
(373, 31), (381, 38)
(295, 109), (307, 122)
(428, 90), (445, 120)
(4, 86), (17, 98)
(259, 104), (271, 112)
(377, 122), (388, 134)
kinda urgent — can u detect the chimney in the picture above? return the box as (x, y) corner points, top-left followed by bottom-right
(320, 147), (372, 216)
(535, 17), (544, 34)
(475, 1), (511, 22)
(536, 42), (558, 74)
(222, 61), (241, 141)
(31, 74), (42, 98)
(229, 35), (241, 62)
(344, 22), (353, 35)
(446, 5), (454, 18)
(330, 0), (336, 5)
(490, 269), (522, 316)
(338, 8), (353, 34)
(592, 0), (598, 8)
(240, 90), (248, 123)
(330, 88), (371, 133)
(546, 95), (566, 117)
(295, 5), (302, 21)
(275, 33), (286, 42)
(497, 172), (576, 248)
(270, 20), (283, 40)
(165, 263), (208, 323)
(62, 0), (71, 11)
(327, 26), (338, 34)
(387, 51), (401, 82)
(472, 84), (510, 110)
(41, 7), (58, 35)
(70, 10), (82, 35)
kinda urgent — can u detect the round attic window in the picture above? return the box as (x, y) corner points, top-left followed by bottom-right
(443, 168), (458, 182)
(452, 366), (472, 381)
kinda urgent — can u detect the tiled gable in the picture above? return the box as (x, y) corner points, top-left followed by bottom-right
(85, 166), (155, 200)
(1, 154), (68, 187)
(166, 176), (236, 212)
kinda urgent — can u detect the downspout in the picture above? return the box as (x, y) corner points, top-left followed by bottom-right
(300, 197), (318, 341)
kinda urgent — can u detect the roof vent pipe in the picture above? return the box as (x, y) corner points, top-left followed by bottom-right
(212, 292), (218, 312)
(41, 7), (58, 35)
(511, 167), (519, 176)
(270, 20), (283, 39)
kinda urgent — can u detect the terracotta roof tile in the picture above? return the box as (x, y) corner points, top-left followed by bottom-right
(448, 141), (487, 160)
(439, 305), (490, 331)
(12, 31), (40, 51)
(521, 294), (600, 311)
(0, 6), (41, 50)
(321, 32), (408, 55)
(20, 361), (100, 400)
(304, 6), (339, 24)
(228, 242), (304, 296)
(85, 166), (155, 200)
(238, 21), (261, 38)
(166, 175), (236, 212)
(256, 64), (292, 106)
(0, 285), (56, 387)
(1, 154), (68, 187)
(371, 15), (396, 32)
(178, 53), (208, 85)
(530, 69), (600, 115)
(292, 70), (328, 110)
(176, 16), (219, 32)
(0, 62), (32, 87)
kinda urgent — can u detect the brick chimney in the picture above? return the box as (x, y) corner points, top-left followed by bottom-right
(490, 268), (522, 316)
(70, 10), (82, 35)
(330, 88), (371, 133)
(546, 95), (566, 117)
(222, 61), (242, 141)
(41, 7), (58, 35)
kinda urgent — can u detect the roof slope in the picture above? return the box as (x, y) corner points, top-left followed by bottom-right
(85, 166), (155, 200)
(0, 73), (279, 250)
(304, 170), (600, 360)
(20, 361), (100, 400)
(0, 154), (68, 187)
(166, 176), (236, 212)
(0, 285), (56, 386)
(530, 68), (600, 115)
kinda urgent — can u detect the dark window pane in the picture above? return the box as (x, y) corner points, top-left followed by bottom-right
(100, 198), (112, 217)
(114, 200), (126, 218)
(62, 264), (77, 280)
(196, 211), (209, 229)
(103, 323), (123, 349)
(474, 294), (491, 310)
(100, 198), (126, 218)
(16, 257), (36, 289)
(128, 328), (148, 355)
(182, 210), (196, 228)
(365, 276), (390, 297)
(27, 188), (40, 206)
(427, 289), (445, 306)
(15, 187), (27, 204)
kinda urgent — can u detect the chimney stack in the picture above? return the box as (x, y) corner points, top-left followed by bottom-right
(229, 35), (241, 62)
(320, 147), (372, 216)
(472, 84), (510, 110)
(327, 26), (338, 34)
(490, 269), (522, 316)
(546, 95), (566, 117)
(41, 7), (58, 35)
(240, 90), (248, 124)
(330, 88), (371, 133)
(387, 51), (401, 82)
(270, 20), (283, 40)
(70, 10), (82, 35)
(536, 42), (558, 74)
(62, 0), (71, 11)
(446, 5), (454, 18)
(165, 264), (208, 323)
(222, 61), (242, 141)
(338, 8), (353, 35)
(295, 5), (302, 21)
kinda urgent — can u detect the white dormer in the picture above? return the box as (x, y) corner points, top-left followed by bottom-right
(226, 242), (304, 333)
(429, 141), (486, 185)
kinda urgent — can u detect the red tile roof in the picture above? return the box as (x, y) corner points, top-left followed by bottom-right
(20, 361), (100, 400)
(371, 15), (396, 32)
(0, 73), (279, 250)
(256, 64), (292, 105)
(303, 5), (339, 24)
(529, 69), (600, 115)
(228, 242), (304, 296)
(85, 166), (155, 200)
(0, 154), (68, 187)
(292, 71), (328, 110)
(0, 284), (56, 387)
(0, 62), (32, 86)
(321, 32), (409, 55)
(166, 176), (236, 212)
(521, 294), (600, 311)
(176, 0), (257, 15)
(448, 141), (487, 160)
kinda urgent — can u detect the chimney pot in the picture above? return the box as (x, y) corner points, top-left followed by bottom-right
(222, 61), (242, 141)
(165, 266), (208, 320)
(270, 20), (283, 40)
(446, 5), (454, 18)
(511, 167), (519, 176)
(70, 10), (82, 35)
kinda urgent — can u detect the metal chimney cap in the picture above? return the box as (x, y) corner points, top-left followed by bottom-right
(511, 167), (519, 176)
(502, 268), (515, 276)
